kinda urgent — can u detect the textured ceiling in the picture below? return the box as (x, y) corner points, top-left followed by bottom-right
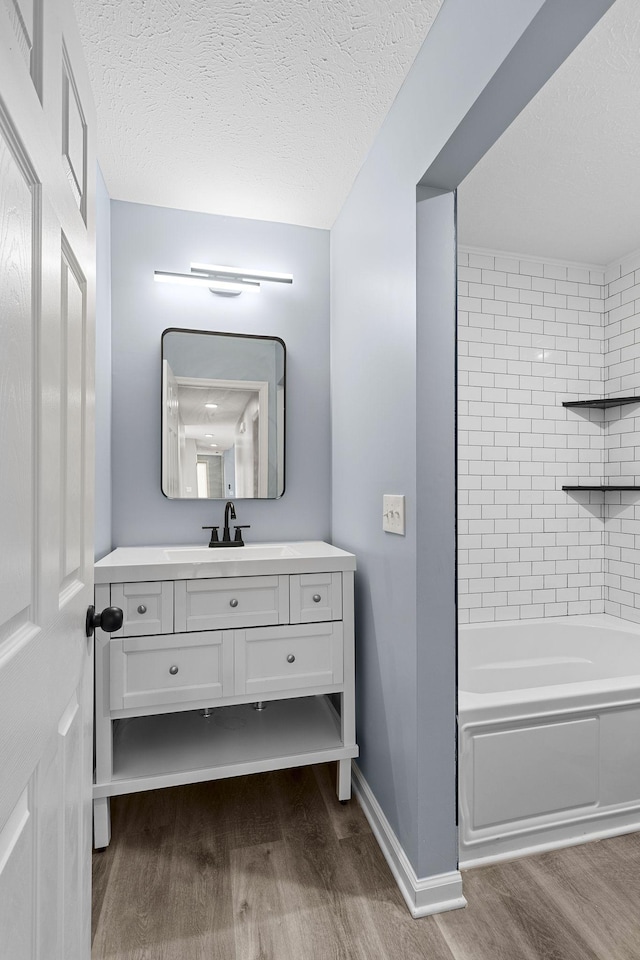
(458, 0), (640, 266)
(74, 0), (444, 228)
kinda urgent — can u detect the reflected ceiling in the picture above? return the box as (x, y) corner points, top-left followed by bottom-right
(177, 383), (255, 454)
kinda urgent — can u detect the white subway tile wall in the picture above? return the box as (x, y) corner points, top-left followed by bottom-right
(458, 247), (640, 625)
(458, 248), (606, 624)
(603, 251), (640, 623)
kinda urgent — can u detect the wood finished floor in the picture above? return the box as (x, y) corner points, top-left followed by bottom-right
(92, 764), (640, 960)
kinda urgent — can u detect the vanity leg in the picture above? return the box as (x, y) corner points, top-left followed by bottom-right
(93, 797), (111, 850)
(337, 758), (352, 802)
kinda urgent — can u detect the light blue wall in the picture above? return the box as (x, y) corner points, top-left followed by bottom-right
(95, 165), (112, 560)
(110, 201), (330, 547)
(415, 190), (458, 874)
(330, 0), (613, 880)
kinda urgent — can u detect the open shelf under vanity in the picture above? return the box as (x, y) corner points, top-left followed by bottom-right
(94, 695), (355, 797)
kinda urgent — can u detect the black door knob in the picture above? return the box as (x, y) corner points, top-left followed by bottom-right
(86, 605), (124, 638)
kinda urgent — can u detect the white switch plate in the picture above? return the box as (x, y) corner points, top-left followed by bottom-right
(383, 495), (405, 535)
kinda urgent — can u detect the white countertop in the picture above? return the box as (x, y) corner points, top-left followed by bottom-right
(95, 540), (357, 583)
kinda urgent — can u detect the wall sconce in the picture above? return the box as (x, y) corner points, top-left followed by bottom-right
(154, 262), (293, 296)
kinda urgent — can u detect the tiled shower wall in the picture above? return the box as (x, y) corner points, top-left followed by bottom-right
(458, 246), (640, 625)
(603, 251), (640, 622)
(457, 249), (606, 624)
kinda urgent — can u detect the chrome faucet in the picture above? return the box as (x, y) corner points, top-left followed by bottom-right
(202, 500), (250, 547)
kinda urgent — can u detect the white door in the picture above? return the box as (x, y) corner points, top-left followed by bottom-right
(0, 0), (96, 957)
(162, 359), (181, 497)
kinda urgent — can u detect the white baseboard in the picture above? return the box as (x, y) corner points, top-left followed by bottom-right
(351, 763), (466, 918)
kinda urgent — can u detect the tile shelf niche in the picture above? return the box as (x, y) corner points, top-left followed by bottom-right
(562, 396), (640, 492)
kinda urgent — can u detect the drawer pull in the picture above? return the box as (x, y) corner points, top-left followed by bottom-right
(169, 665), (179, 675)
(313, 594), (321, 603)
(229, 598), (239, 608)
(286, 654), (296, 664)
(137, 604), (147, 615)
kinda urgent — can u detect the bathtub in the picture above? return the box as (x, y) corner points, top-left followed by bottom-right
(458, 614), (640, 866)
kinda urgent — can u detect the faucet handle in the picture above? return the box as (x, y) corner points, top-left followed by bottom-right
(202, 526), (220, 544)
(233, 525), (250, 543)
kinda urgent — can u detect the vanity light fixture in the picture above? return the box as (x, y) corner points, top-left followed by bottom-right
(190, 263), (293, 285)
(154, 263), (293, 296)
(205, 403), (218, 409)
(153, 270), (260, 295)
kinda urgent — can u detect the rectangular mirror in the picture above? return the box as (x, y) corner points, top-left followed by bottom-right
(161, 328), (285, 499)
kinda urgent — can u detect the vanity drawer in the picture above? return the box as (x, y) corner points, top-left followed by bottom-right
(174, 576), (289, 632)
(290, 573), (342, 623)
(111, 581), (174, 636)
(234, 622), (343, 696)
(109, 631), (233, 712)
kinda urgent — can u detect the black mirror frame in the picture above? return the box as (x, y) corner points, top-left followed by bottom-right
(160, 327), (286, 500)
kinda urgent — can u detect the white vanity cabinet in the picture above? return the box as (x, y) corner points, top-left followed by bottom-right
(92, 542), (357, 848)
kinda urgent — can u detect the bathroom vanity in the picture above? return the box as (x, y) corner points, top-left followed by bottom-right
(92, 541), (357, 847)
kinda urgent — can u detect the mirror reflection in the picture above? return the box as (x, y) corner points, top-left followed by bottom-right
(162, 329), (285, 499)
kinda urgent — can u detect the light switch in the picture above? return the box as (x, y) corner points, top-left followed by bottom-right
(383, 495), (405, 535)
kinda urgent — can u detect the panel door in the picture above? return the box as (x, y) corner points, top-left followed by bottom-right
(0, 1), (96, 958)
(161, 359), (180, 497)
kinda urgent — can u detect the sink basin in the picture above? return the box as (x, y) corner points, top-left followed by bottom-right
(162, 544), (300, 563)
(95, 541), (356, 583)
